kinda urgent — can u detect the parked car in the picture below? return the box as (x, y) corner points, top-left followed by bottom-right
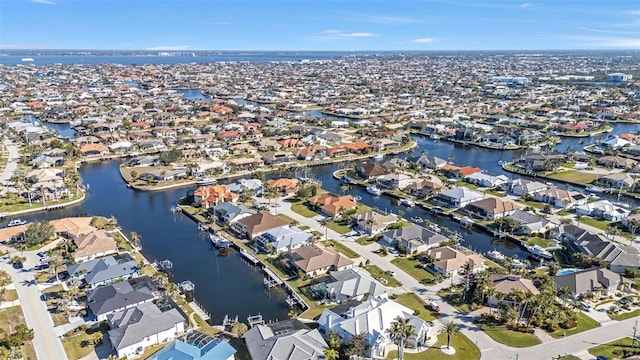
(388, 247), (398, 254)
(428, 301), (440, 312)
(386, 270), (396, 276)
(12, 261), (23, 269)
(580, 302), (591, 311)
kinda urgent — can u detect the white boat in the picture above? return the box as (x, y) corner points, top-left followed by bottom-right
(196, 177), (217, 186)
(525, 244), (553, 259)
(410, 216), (424, 224)
(460, 216), (475, 228)
(366, 185), (382, 196)
(485, 250), (506, 262)
(400, 198), (415, 207)
(372, 154), (383, 160)
(585, 186), (604, 194)
(428, 223), (442, 233)
(21, 58), (34, 62)
(7, 219), (27, 227)
(209, 233), (232, 248)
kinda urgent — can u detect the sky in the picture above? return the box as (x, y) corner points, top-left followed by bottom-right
(1, 0), (639, 51)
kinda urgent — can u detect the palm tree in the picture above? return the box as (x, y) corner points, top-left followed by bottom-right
(319, 218), (329, 242)
(388, 316), (416, 360)
(129, 231), (141, 249)
(441, 320), (460, 350)
(323, 349), (339, 360)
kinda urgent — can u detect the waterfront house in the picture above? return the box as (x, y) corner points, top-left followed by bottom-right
(308, 193), (356, 218)
(227, 157), (264, 171)
(319, 267), (387, 303)
(442, 165), (483, 179)
(505, 210), (554, 236)
(327, 146), (348, 157)
(523, 154), (567, 171)
(375, 173), (414, 190)
(487, 274), (540, 306)
(435, 187), (484, 209)
(108, 301), (186, 359)
(426, 246), (486, 276)
(79, 143), (109, 156)
(245, 319), (328, 360)
(296, 145), (328, 160)
(72, 230), (119, 263)
(533, 188), (589, 209)
(130, 155), (160, 167)
(211, 202), (255, 225)
(149, 331), (237, 360)
(622, 213), (640, 234)
(87, 278), (155, 322)
(355, 162), (391, 180)
(596, 155), (637, 169)
(193, 185), (239, 209)
(257, 225), (312, 253)
(575, 200), (631, 221)
(465, 197), (521, 220)
(382, 224), (448, 255)
(352, 209), (397, 235)
(28, 168), (64, 183)
(227, 178), (263, 196)
(286, 244), (354, 278)
(262, 151), (296, 165)
(553, 267), (622, 299)
(344, 141), (371, 154)
(464, 173), (509, 188)
(67, 254), (139, 289)
(232, 212), (289, 240)
(138, 169), (187, 183)
(502, 179), (548, 197)
(406, 154), (447, 170)
(318, 297), (431, 359)
(266, 178), (299, 194)
(599, 173), (636, 191)
(404, 179), (446, 199)
(31, 154), (64, 168)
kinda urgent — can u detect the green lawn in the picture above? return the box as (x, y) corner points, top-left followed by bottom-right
(355, 236), (374, 246)
(365, 265), (403, 287)
(323, 240), (360, 259)
(391, 257), (435, 283)
(477, 323), (541, 347)
(62, 328), (101, 360)
(608, 308), (640, 321)
(527, 237), (556, 248)
(516, 200), (544, 209)
(577, 217), (611, 231)
(484, 189), (504, 197)
(0, 191), (84, 213)
(0, 306), (36, 360)
(324, 220), (351, 234)
(386, 332), (480, 360)
(556, 210), (573, 217)
(290, 202), (318, 218)
(549, 311), (600, 338)
(276, 213), (297, 224)
(4, 289), (18, 301)
(393, 293), (439, 321)
(588, 337), (638, 359)
(436, 287), (472, 314)
(545, 170), (599, 184)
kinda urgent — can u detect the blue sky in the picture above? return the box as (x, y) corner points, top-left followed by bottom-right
(1, 0), (638, 50)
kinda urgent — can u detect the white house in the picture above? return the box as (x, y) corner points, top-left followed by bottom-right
(575, 200), (631, 221)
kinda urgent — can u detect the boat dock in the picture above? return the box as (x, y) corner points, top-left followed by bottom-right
(263, 267), (284, 288)
(239, 249), (260, 265)
(189, 300), (211, 322)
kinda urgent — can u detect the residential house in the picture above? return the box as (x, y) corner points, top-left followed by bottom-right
(286, 244), (354, 278)
(232, 212), (289, 240)
(79, 143), (109, 156)
(622, 213), (640, 234)
(375, 173), (415, 190)
(355, 163), (391, 180)
(149, 331), (237, 360)
(318, 297), (431, 359)
(554, 267), (622, 298)
(426, 246), (486, 277)
(245, 319), (328, 360)
(599, 173), (636, 191)
(266, 178), (299, 194)
(502, 179), (548, 197)
(211, 202), (255, 225)
(227, 178), (263, 196)
(67, 254), (139, 289)
(464, 173), (509, 188)
(262, 151), (296, 165)
(352, 210), (397, 235)
(522, 154), (567, 171)
(442, 165), (483, 179)
(575, 200), (631, 221)
(31, 154), (64, 168)
(344, 141), (371, 154)
(87, 278), (155, 322)
(108, 301), (187, 359)
(406, 154), (447, 170)
(435, 187), (484, 209)
(193, 185), (239, 209)
(487, 274), (540, 306)
(465, 197), (521, 220)
(72, 230), (119, 263)
(49, 217), (96, 239)
(308, 193), (356, 218)
(227, 158), (264, 171)
(404, 179), (446, 199)
(505, 210), (554, 236)
(296, 145), (328, 160)
(597, 155), (637, 169)
(534, 188), (589, 209)
(382, 224), (448, 255)
(257, 225), (312, 253)
(320, 267), (387, 303)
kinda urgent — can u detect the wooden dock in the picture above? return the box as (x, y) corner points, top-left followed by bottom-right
(240, 249), (260, 265)
(263, 267), (284, 287)
(189, 301), (211, 321)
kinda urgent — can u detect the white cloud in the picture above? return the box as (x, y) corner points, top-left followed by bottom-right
(518, 3), (530, 8)
(0, 43), (51, 49)
(146, 45), (192, 50)
(578, 27), (638, 35)
(31, 0), (56, 4)
(316, 30), (376, 40)
(409, 38), (436, 44)
(346, 14), (417, 24)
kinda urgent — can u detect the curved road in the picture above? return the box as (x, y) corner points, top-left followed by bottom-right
(276, 198), (637, 360)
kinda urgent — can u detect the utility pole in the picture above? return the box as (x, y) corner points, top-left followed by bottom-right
(632, 319), (638, 350)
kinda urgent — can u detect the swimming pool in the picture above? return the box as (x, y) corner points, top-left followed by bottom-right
(557, 268), (578, 276)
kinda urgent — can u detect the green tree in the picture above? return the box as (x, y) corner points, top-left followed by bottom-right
(158, 148), (182, 165)
(343, 332), (369, 359)
(0, 270), (11, 304)
(323, 348), (339, 360)
(387, 316), (416, 360)
(91, 332), (103, 345)
(441, 320), (460, 350)
(230, 322), (248, 338)
(23, 221), (55, 247)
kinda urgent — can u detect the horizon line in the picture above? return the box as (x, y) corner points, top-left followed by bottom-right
(2, 48), (640, 53)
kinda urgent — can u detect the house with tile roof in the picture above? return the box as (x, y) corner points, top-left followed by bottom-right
(245, 319), (328, 360)
(286, 244), (354, 278)
(49, 217), (96, 239)
(426, 246), (486, 277)
(72, 230), (119, 263)
(108, 301), (186, 359)
(308, 193), (356, 218)
(232, 212), (289, 240)
(352, 209), (398, 235)
(266, 178), (300, 194)
(465, 197), (521, 220)
(534, 188), (589, 209)
(193, 185), (239, 209)
(79, 143), (109, 156)
(487, 274), (540, 306)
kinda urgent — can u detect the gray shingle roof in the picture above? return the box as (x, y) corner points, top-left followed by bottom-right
(245, 320), (328, 360)
(87, 279), (154, 318)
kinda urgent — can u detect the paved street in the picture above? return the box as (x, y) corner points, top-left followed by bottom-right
(1, 251), (68, 360)
(0, 137), (19, 193)
(275, 197), (639, 360)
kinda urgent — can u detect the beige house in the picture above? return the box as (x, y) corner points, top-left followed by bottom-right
(487, 274), (540, 306)
(287, 244), (354, 278)
(352, 210), (397, 235)
(465, 197), (521, 220)
(426, 246), (486, 277)
(50, 217), (96, 239)
(73, 230), (119, 262)
(231, 212), (289, 239)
